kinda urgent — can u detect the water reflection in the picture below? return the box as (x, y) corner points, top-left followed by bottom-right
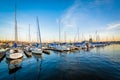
(5, 58), (23, 80)
(95, 47), (100, 55)
(0, 45), (120, 80)
(6, 58), (23, 74)
(32, 54), (43, 80)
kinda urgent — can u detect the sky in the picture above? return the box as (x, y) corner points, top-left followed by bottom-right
(0, 0), (120, 42)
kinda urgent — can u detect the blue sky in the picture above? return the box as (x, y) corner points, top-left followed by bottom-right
(0, 0), (120, 42)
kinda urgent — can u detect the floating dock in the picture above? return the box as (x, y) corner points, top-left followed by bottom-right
(43, 50), (50, 54)
(24, 50), (32, 57)
(0, 52), (6, 62)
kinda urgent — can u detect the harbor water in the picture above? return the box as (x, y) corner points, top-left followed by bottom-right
(0, 44), (120, 80)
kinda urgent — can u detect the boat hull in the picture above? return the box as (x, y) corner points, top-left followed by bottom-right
(32, 48), (42, 54)
(6, 53), (23, 60)
(6, 49), (24, 60)
(32, 50), (42, 54)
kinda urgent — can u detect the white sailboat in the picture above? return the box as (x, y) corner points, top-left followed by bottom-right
(74, 27), (81, 50)
(25, 24), (33, 52)
(6, 4), (23, 59)
(0, 48), (6, 53)
(55, 20), (70, 51)
(0, 43), (10, 53)
(32, 17), (42, 54)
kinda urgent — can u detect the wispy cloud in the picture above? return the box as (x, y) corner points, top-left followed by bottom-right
(60, 0), (113, 33)
(60, 0), (80, 28)
(106, 23), (120, 30)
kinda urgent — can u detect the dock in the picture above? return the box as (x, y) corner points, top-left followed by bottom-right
(43, 50), (50, 54)
(74, 47), (81, 50)
(50, 48), (72, 52)
(24, 50), (32, 57)
(0, 52), (6, 62)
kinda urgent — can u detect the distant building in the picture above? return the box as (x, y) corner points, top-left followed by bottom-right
(89, 38), (93, 43)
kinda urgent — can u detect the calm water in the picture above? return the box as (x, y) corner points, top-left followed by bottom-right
(0, 44), (120, 80)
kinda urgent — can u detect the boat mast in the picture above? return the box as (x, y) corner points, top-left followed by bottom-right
(82, 33), (84, 42)
(59, 19), (61, 44)
(29, 24), (31, 43)
(15, 4), (18, 42)
(112, 35), (114, 42)
(74, 27), (79, 43)
(64, 31), (66, 43)
(36, 23), (39, 43)
(36, 17), (42, 49)
(78, 27), (79, 42)
(96, 31), (97, 42)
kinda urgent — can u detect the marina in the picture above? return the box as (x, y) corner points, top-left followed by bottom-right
(0, 44), (120, 80)
(0, 0), (120, 80)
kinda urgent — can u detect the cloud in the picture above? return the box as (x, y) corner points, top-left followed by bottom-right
(106, 23), (120, 30)
(60, 0), (80, 28)
(60, 0), (113, 33)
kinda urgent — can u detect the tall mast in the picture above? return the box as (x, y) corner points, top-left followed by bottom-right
(112, 35), (114, 42)
(64, 31), (66, 43)
(82, 33), (84, 41)
(59, 19), (61, 44)
(74, 27), (79, 43)
(36, 17), (42, 49)
(96, 31), (97, 42)
(78, 27), (79, 42)
(29, 24), (31, 42)
(37, 30), (39, 43)
(15, 4), (18, 42)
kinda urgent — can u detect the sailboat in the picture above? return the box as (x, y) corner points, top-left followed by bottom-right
(32, 17), (42, 54)
(55, 20), (70, 51)
(73, 27), (81, 50)
(6, 4), (23, 59)
(0, 48), (6, 53)
(25, 24), (33, 54)
(0, 43), (10, 53)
